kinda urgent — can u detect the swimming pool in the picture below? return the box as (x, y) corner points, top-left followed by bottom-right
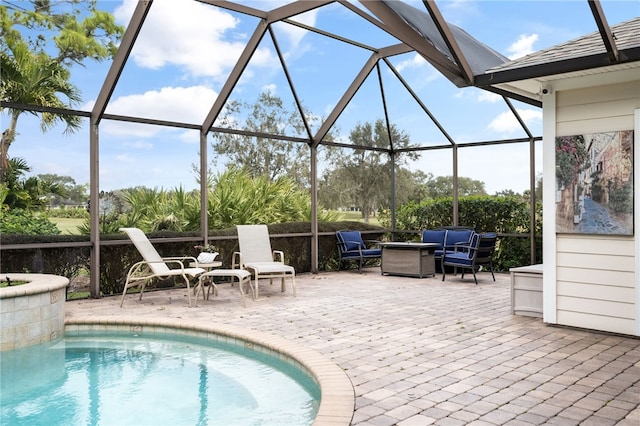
(1, 331), (320, 425)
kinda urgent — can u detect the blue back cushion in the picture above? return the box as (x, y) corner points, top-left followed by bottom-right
(467, 232), (480, 259)
(444, 230), (473, 247)
(422, 230), (446, 249)
(338, 231), (363, 251)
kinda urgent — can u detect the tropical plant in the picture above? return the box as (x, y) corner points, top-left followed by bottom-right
(78, 168), (337, 234)
(0, 36), (81, 178)
(2, 157), (63, 211)
(207, 167), (332, 228)
(0, 1), (124, 180)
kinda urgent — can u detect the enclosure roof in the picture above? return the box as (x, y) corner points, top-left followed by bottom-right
(476, 16), (640, 100)
(375, 0), (510, 86)
(3, 1), (638, 152)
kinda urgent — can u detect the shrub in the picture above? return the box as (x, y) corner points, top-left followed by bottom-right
(45, 207), (89, 219)
(1, 208), (61, 235)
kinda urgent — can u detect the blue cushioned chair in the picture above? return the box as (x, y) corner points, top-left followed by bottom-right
(441, 232), (497, 284)
(422, 228), (474, 262)
(336, 230), (382, 272)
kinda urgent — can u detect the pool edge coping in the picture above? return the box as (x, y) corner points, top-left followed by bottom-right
(65, 315), (355, 426)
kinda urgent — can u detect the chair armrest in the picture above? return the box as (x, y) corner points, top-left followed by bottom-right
(273, 250), (285, 263)
(126, 259), (188, 279)
(160, 258), (192, 271)
(232, 251), (242, 269)
(443, 242), (469, 253)
(163, 256), (198, 264)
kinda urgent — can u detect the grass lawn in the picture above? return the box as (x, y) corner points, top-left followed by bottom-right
(335, 211), (380, 225)
(50, 217), (84, 235)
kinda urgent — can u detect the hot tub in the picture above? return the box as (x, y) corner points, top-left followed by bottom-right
(0, 273), (69, 351)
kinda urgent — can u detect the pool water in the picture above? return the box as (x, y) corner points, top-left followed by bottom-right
(1, 333), (320, 425)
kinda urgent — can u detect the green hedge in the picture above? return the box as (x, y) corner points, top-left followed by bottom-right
(380, 195), (542, 271)
(0, 234), (90, 285)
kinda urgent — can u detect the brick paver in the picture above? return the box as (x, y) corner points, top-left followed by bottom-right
(66, 269), (640, 425)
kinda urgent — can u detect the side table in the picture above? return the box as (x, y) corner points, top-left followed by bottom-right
(189, 261), (223, 271)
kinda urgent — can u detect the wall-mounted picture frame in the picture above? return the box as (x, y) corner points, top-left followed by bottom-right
(555, 130), (634, 235)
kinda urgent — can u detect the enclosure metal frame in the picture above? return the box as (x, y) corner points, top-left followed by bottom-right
(2, 0), (631, 297)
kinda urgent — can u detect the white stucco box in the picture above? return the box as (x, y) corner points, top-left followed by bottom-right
(510, 264), (543, 318)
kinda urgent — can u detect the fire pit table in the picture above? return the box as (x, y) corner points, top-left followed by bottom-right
(379, 242), (439, 278)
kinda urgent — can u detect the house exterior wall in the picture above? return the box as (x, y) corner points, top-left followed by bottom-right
(545, 79), (640, 336)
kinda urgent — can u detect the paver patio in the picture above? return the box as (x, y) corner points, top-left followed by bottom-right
(66, 269), (640, 425)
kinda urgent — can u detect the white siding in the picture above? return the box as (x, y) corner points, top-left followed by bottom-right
(553, 81), (639, 336)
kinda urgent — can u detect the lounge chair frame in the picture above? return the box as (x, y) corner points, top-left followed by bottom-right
(120, 227), (205, 307)
(235, 224), (296, 299)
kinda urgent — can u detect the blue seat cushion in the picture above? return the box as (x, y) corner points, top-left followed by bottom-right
(443, 252), (473, 266)
(361, 249), (382, 257)
(341, 248), (381, 258)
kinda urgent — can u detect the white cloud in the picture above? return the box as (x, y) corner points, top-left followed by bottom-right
(262, 83), (277, 94)
(125, 140), (153, 150)
(276, 9), (319, 48)
(488, 109), (542, 135)
(454, 88), (501, 103)
(102, 85), (218, 137)
(177, 131), (200, 145)
(114, 0), (274, 78)
(507, 34), (539, 59)
(116, 154), (134, 163)
(477, 91), (501, 103)
(396, 53), (428, 72)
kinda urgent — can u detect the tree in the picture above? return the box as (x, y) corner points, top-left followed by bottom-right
(0, 1), (124, 180)
(394, 169), (431, 205)
(425, 175), (487, 198)
(322, 119), (418, 221)
(210, 91), (314, 188)
(37, 173), (88, 205)
(2, 157), (63, 211)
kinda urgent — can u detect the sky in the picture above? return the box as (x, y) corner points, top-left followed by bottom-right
(3, 0), (639, 196)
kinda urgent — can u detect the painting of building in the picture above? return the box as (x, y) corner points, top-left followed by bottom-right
(556, 130), (633, 235)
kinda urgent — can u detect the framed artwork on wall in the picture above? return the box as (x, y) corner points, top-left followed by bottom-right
(555, 130), (634, 235)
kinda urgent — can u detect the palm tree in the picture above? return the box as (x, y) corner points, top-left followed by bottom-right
(2, 157), (63, 211)
(0, 36), (82, 180)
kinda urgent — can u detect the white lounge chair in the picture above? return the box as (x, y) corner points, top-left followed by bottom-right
(120, 227), (205, 307)
(234, 224), (296, 299)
